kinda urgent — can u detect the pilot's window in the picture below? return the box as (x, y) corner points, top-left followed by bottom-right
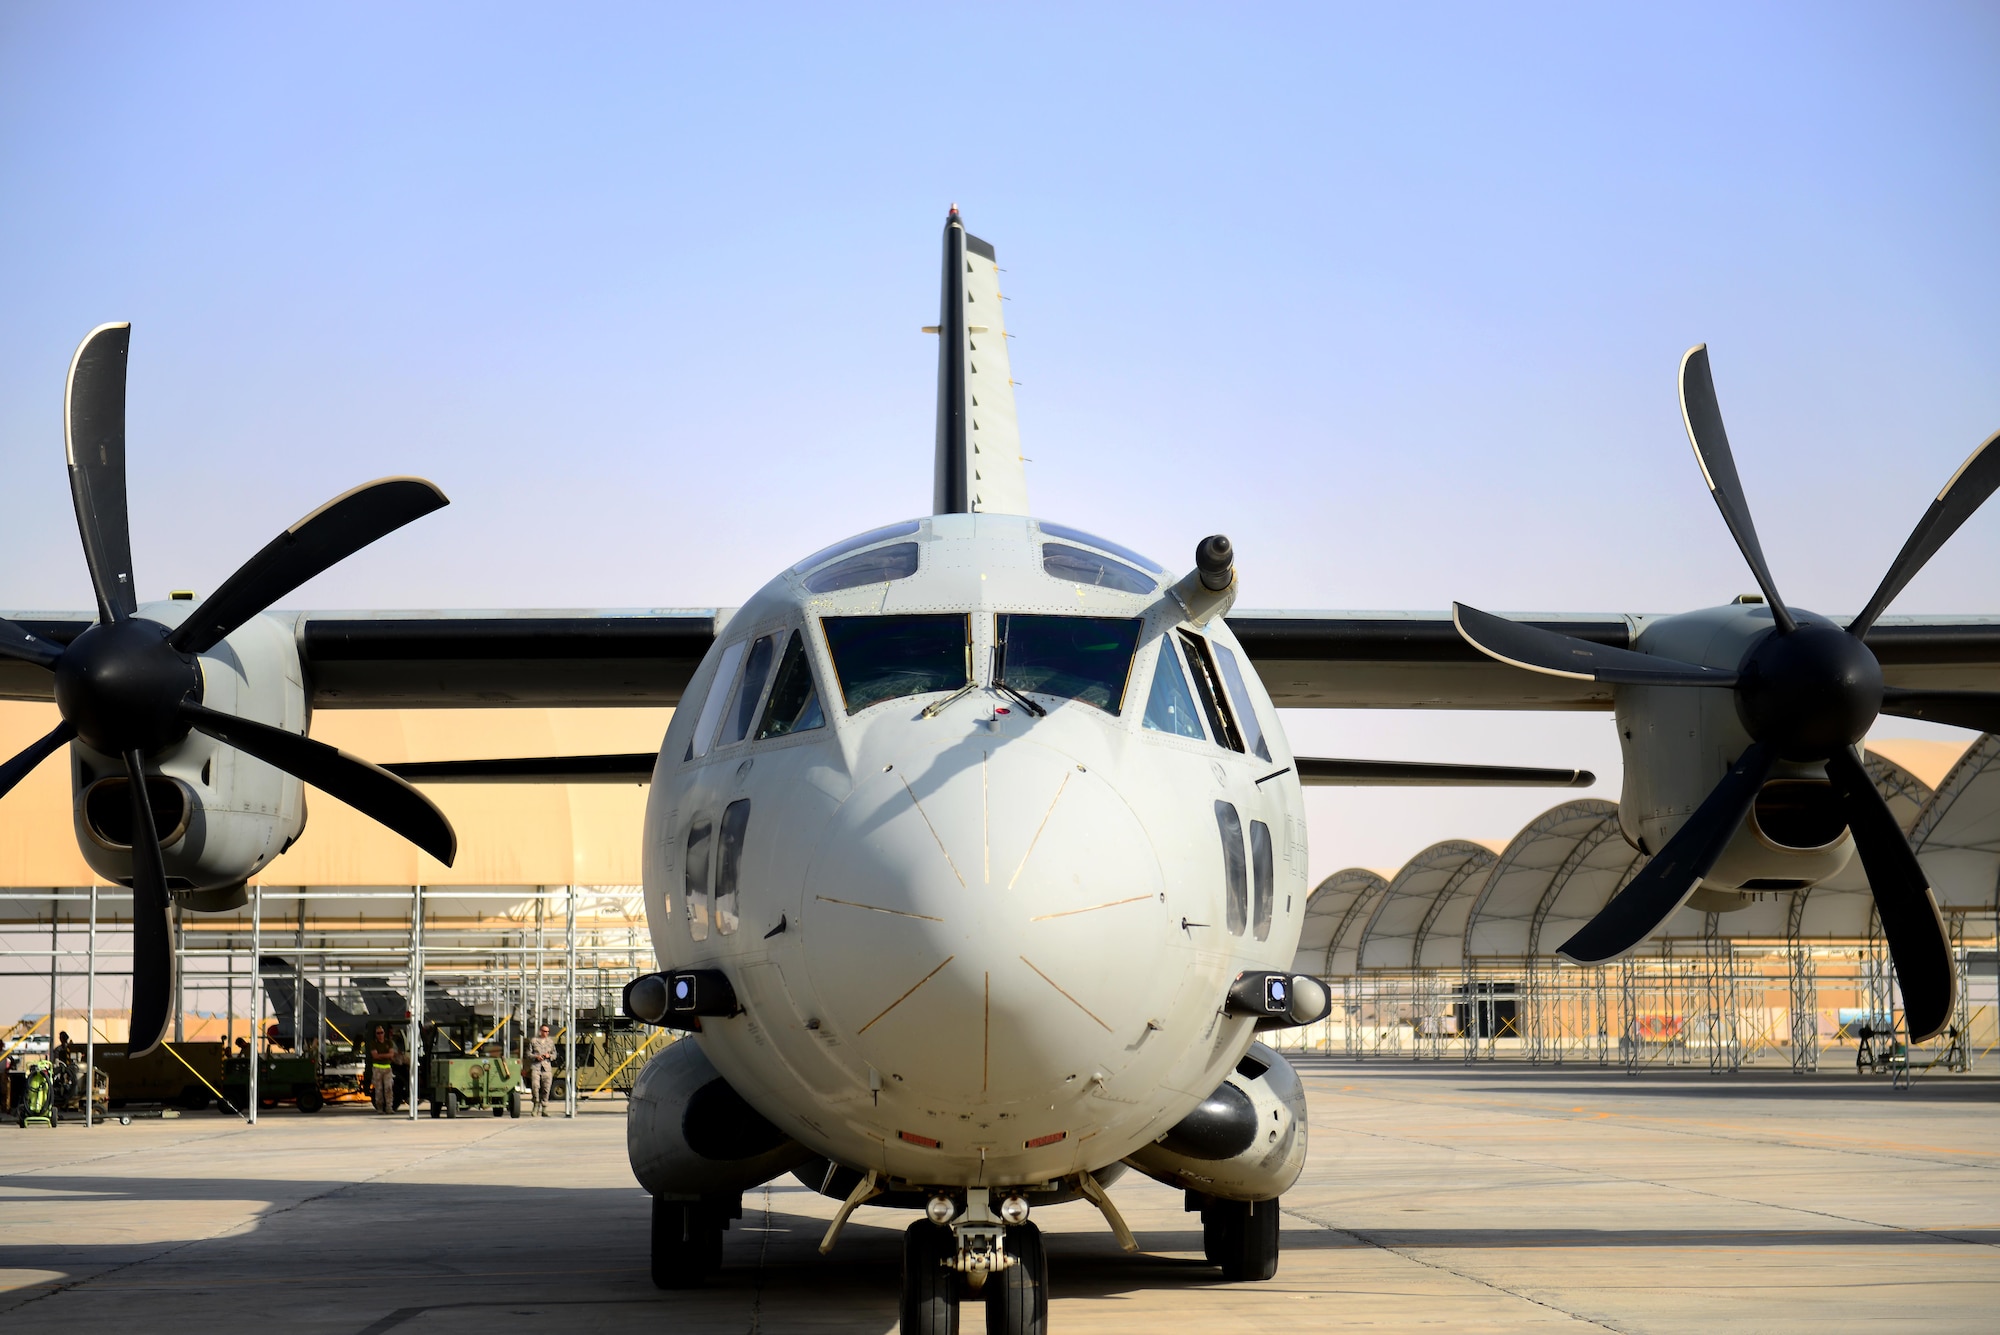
(684, 814), (713, 942)
(689, 639), (748, 760)
(1040, 544), (1155, 595)
(1212, 643), (1274, 762)
(756, 630), (826, 739)
(714, 799), (749, 936)
(1179, 630), (1245, 752)
(719, 633), (778, 747)
(1038, 522), (1165, 573)
(995, 614), (1142, 713)
(1215, 801), (1247, 935)
(1142, 636), (1206, 738)
(791, 520), (923, 575)
(1249, 820), (1274, 942)
(805, 542), (920, 595)
(822, 614), (970, 713)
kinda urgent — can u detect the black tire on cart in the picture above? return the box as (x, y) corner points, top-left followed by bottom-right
(899, 1219), (959, 1334)
(177, 1084), (209, 1111)
(295, 1084), (324, 1114)
(444, 1089), (461, 1119)
(986, 1220), (1048, 1334)
(508, 1089), (522, 1119)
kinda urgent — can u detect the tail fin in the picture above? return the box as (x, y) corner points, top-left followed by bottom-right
(932, 207), (1028, 515)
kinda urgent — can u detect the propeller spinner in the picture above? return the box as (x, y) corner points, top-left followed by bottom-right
(0, 324), (459, 1056)
(1455, 346), (2000, 1042)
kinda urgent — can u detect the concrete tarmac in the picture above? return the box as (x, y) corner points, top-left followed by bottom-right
(2, 1057), (1997, 1332)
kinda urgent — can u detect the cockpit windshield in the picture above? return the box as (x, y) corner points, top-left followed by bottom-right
(821, 614), (970, 713)
(995, 614), (1142, 714)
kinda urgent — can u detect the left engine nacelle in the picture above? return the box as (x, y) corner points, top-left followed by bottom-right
(71, 604), (306, 903)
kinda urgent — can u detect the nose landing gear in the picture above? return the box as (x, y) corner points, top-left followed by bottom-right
(900, 1207), (1049, 1335)
(650, 1193), (736, 1289)
(1199, 1194), (1281, 1282)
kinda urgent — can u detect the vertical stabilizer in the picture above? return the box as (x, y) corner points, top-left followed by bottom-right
(932, 208), (1029, 514)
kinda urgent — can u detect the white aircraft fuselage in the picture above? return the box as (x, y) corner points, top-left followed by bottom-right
(642, 510), (1309, 1189)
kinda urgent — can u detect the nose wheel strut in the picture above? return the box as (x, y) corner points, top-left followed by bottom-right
(900, 1214), (1049, 1335)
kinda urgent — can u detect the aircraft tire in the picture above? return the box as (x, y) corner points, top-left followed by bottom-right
(650, 1196), (720, 1289)
(899, 1219), (958, 1334)
(985, 1221), (1048, 1335)
(1208, 1197), (1280, 1282)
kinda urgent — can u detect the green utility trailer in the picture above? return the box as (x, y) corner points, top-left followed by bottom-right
(428, 1052), (522, 1118)
(220, 1052), (325, 1114)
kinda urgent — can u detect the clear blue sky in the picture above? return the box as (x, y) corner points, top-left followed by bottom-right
(3, 3), (1997, 875)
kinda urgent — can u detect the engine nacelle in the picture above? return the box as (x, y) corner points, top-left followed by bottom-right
(628, 1036), (813, 1199)
(71, 603), (306, 903)
(1123, 1042), (1306, 1202)
(1615, 603), (1854, 897)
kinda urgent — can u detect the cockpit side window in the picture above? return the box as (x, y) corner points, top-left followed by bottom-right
(718, 634), (779, 747)
(755, 630), (826, 739)
(1249, 819), (1274, 941)
(994, 614), (1142, 714)
(688, 639), (748, 759)
(1212, 642), (1274, 762)
(714, 799), (750, 937)
(821, 614), (971, 713)
(1142, 635), (1207, 738)
(1178, 630), (1245, 752)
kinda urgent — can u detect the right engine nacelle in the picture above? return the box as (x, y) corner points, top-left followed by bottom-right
(1615, 603), (1855, 896)
(628, 1036), (813, 1199)
(1124, 1042), (1306, 1202)
(71, 605), (307, 905)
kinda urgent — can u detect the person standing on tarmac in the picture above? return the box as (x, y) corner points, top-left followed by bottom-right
(367, 1025), (399, 1115)
(527, 1023), (557, 1116)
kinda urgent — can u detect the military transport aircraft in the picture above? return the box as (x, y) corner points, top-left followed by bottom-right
(4, 207), (1998, 1335)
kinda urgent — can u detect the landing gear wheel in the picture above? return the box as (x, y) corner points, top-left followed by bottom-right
(986, 1220), (1048, 1335)
(1205, 1197), (1280, 1282)
(651, 1197), (723, 1289)
(899, 1219), (959, 1335)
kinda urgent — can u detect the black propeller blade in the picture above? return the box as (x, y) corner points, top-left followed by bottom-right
(0, 720), (77, 801)
(170, 477), (449, 656)
(181, 701), (457, 865)
(1454, 602), (1737, 687)
(1848, 428), (2000, 640)
(66, 323), (140, 625)
(1558, 742), (1776, 965)
(1473, 345), (2000, 1039)
(123, 749), (175, 1057)
(1679, 345), (1797, 634)
(1824, 749), (1954, 1041)
(0, 617), (65, 668)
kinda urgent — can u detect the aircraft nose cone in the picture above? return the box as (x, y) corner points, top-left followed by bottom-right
(803, 738), (1174, 1108)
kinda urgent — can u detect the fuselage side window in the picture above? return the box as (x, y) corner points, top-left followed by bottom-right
(714, 799), (749, 937)
(719, 633), (779, 747)
(1179, 630), (1245, 752)
(1213, 642), (1274, 762)
(1249, 819), (1274, 942)
(684, 814), (714, 942)
(756, 630), (827, 739)
(1215, 801), (1248, 935)
(821, 614), (970, 713)
(994, 614), (1142, 714)
(688, 639), (748, 760)
(1142, 636), (1207, 739)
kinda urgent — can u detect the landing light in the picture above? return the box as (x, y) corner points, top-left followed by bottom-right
(998, 1195), (1030, 1226)
(927, 1195), (957, 1225)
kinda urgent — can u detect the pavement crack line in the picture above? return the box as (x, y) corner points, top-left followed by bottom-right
(6, 1121), (519, 1313)
(1284, 1202), (1629, 1332)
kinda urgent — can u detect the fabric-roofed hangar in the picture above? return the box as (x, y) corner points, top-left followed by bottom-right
(1280, 737), (2000, 1074)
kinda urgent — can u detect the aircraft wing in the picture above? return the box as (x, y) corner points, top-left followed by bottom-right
(5, 607), (1999, 711)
